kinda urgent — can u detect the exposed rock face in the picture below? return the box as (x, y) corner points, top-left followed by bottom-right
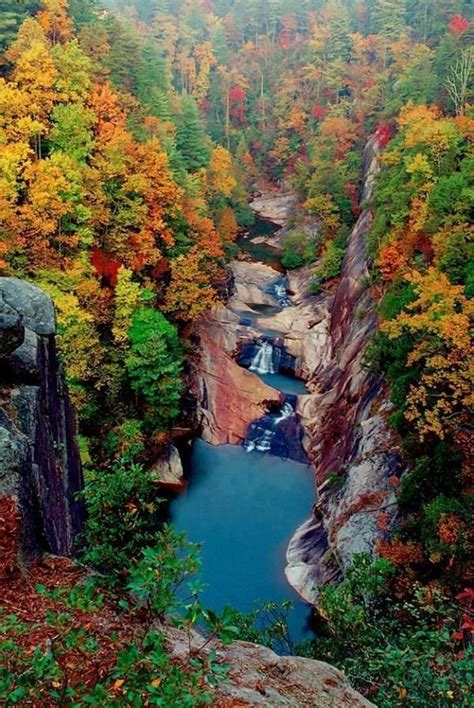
(197, 316), (282, 446)
(166, 625), (375, 707)
(195, 263), (284, 446)
(284, 137), (403, 602)
(151, 445), (185, 490)
(0, 278), (84, 559)
(250, 193), (298, 227)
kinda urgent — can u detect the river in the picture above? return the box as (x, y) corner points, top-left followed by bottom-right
(170, 215), (316, 648)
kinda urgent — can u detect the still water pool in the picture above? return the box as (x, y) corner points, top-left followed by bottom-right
(170, 440), (316, 647)
(258, 372), (308, 396)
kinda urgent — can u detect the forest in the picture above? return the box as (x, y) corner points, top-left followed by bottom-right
(0, 0), (472, 705)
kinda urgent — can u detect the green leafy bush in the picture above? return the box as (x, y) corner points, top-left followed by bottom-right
(314, 240), (345, 281)
(127, 529), (201, 620)
(281, 231), (316, 269)
(378, 280), (416, 320)
(81, 462), (165, 580)
(300, 555), (473, 707)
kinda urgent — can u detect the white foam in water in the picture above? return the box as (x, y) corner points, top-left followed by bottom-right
(244, 400), (295, 454)
(268, 276), (293, 307)
(249, 339), (277, 374)
(275, 401), (294, 422)
(253, 429), (274, 452)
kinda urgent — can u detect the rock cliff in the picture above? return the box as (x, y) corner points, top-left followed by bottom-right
(195, 262), (283, 445)
(0, 278), (84, 560)
(283, 137), (403, 601)
(166, 624), (375, 707)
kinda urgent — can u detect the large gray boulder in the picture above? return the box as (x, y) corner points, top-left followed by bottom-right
(0, 278), (56, 335)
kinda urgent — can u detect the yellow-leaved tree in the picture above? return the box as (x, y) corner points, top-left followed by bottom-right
(382, 268), (473, 441)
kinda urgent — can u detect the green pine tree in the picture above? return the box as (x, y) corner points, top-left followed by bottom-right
(135, 40), (171, 117)
(126, 307), (183, 432)
(372, 0), (407, 39)
(68, 0), (100, 29)
(175, 95), (210, 172)
(326, 1), (353, 62)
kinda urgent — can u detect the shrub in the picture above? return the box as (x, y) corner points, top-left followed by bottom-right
(301, 555), (473, 707)
(104, 418), (145, 464)
(314, 240), (345, 281)
(281, 231), (316, 269)
(378, 280), (416, 320)
(126, 529), (201, 620)
(81, 463), (165, 581)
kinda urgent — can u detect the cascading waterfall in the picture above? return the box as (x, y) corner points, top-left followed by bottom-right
(249, 338), (282, 375)
(243, 398), (306, 462)
(266, 275), (293, 307)
(244, 401), (294, 453)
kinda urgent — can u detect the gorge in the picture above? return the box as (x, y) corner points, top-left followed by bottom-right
(170, 134), (401, 639)
(1, 0), (471, 703)
(171, 254), (315, 643)
(0, 275), (372, 707)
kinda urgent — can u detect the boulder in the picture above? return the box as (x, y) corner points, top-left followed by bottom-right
(250, 193), (298, 227)
(231, 261), (282, 309)
(151, 445), (185, 489)
(165, 624), (375, 707)
(0, 277), (56, 335)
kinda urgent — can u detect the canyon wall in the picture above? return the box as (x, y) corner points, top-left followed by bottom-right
(284, 137), (403, 601)
(0, 278), (84, 560)
(195, 262), (283, 445)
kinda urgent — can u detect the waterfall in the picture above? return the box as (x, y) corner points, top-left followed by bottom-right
(249, 339), (281, 375)
(243, 399), (306, 462)
(244, 401), (295, 454)
(274, 401), (294, 423)
(266, 275), (292, 307)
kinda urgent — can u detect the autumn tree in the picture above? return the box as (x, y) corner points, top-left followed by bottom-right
(382, 268), (473, 441)
(206, 144), (236, 202)
(112, 266), (142, 346)
(164, 248), (218, 322)
(37, 0), (73, 45)
(6, 18), (57, 157)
